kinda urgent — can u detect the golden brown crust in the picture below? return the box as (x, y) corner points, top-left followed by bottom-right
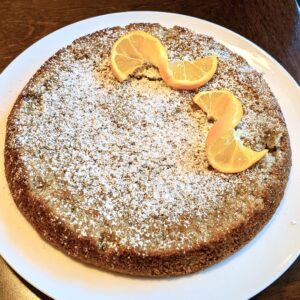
(5, 128), (291, 277)
(4, 23), (292, 277)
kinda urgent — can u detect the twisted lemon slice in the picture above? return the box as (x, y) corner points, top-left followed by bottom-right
(110, 31), (217, 90)
(194, 90), (268, 173)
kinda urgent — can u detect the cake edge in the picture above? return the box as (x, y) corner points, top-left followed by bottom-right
(4, 23), (292, 277)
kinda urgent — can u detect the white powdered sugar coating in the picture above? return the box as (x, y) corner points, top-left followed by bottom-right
(8, 24), (287, 253)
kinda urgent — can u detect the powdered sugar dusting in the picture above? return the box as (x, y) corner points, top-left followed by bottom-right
(7, 24), (288, 254)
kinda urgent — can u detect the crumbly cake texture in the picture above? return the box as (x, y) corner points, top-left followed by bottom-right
(5, 23), (291, 276)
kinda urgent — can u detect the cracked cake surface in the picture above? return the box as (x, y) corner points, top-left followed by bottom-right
(4, 23), (291, 276)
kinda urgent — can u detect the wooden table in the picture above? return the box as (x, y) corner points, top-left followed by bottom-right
(0, 0), (299, 299)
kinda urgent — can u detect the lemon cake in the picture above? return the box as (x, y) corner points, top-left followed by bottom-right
(5, 23), (291, 276)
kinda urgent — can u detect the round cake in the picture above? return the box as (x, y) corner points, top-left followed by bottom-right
(5, 23), (291, 276)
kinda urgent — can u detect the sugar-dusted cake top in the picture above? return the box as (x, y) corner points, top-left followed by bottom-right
(7, 23), (288, 254)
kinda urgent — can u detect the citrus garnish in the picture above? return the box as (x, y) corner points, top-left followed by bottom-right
(160, 56), (218, 90)
(110, 31), (168, 82)
(193, 90), (268, 173)
(206, 128), (268, 173)
(193, 90), (243, 127)
(110, 31), (218, 90)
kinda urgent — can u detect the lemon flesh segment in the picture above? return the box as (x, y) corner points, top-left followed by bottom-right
(193, 90), (243, 127)
(206, 129), (268, 173)
(161, 55), (218, 90)
(110, 31), (168, 82)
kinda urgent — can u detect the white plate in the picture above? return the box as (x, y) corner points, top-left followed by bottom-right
(0, 11), (299, 300)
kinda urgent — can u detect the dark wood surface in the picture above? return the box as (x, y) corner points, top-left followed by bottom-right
(0, 0), (299, 299)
